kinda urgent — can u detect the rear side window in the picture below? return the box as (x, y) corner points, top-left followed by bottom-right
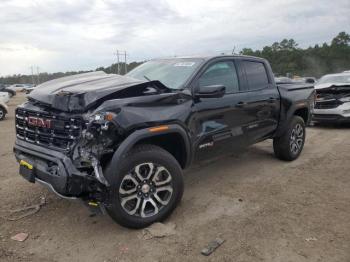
(242, 61), (269, 90)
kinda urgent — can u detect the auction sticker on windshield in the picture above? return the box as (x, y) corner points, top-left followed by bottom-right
(174, 62), (196, 67)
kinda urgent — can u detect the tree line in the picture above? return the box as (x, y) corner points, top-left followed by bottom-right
(1, 31), (349, 85)
(240, 31), (350, 77)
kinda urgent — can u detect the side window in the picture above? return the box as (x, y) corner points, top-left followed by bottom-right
(242, 61), (269, 90)
(198, 61), (239, 93)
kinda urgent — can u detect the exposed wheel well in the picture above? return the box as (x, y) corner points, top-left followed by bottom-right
(294, 108), (309, 123)
(135, 133), (187, 169)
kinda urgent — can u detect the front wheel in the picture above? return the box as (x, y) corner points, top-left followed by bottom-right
(273, 116), (306, 161)
(105, 145), (184, 229)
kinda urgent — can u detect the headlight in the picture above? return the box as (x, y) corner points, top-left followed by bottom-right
(89, 112), (116, 122)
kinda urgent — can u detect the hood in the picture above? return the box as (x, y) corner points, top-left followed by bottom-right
(315, 82), (350, 90)
(29, 71), (170, 112)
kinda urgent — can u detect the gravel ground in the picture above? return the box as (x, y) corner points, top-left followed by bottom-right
(0, 93), (349, 262)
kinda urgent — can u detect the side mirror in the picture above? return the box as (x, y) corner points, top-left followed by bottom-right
(195, 85), (226, 98)
(306, 79), (315, 84)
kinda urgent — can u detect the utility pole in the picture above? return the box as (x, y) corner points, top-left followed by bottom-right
(30, 66), (35, 85)
(116, 50), (120, 74)
(115, 50), (128, 74)
(232, 46), (236, 54)
(36, 66), (40, 85)
(124, 51), (127, 74)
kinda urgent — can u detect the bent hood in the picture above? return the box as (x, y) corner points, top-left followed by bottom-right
(315, 82), (350, 90)
(29, 71), (170, 112)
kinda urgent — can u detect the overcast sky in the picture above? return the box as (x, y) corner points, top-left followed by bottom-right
(0, 0), (349, 76)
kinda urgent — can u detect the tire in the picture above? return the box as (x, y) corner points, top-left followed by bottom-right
(104, 144), (184, 229)
(0, 107), (5, 121)
(273, 116), (306, 161)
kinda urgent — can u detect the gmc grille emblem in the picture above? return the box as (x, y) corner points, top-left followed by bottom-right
(27, 116), (52, 129)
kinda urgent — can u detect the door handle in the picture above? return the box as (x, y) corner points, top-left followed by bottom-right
(236, 101), (247, 108)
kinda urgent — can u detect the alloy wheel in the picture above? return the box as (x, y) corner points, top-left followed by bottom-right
(119, 163), (173, 218)
(290, 123), (304, 155)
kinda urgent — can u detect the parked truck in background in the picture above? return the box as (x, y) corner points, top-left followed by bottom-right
(14, 55), (315, 228)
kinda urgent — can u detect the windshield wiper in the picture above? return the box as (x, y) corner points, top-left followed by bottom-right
(143, 75), (152, 82)
(143, 75), (177, 91)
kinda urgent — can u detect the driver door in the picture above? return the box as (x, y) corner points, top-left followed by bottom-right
(190, 59), (252, 162)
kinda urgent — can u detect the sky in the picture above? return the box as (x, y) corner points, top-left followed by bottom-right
(0, 0), (349, 76)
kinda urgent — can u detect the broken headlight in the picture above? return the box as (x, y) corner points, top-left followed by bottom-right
(89, 112), (116, 123)
(83, 112), (117, 140)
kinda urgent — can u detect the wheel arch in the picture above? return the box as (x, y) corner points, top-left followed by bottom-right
(110, 124), (191, 170)
(275, 105), (310, 137)
(294, 107), (309, 124)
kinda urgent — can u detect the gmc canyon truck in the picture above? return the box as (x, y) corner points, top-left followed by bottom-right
(14, 55), (315, 228)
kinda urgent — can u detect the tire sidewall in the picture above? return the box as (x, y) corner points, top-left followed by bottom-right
(286, 117), (306, 159)
(105, 146), (184, 228)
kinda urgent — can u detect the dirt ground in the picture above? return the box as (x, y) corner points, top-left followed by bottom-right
(0, 93), (349, 262)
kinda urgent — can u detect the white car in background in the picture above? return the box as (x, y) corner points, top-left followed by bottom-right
(8, 84), (27, 92)
(312, 72), (350, 123)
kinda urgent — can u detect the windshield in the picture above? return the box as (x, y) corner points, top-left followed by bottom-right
(318, 74), (350, 84)
(126, 59), (203, 89)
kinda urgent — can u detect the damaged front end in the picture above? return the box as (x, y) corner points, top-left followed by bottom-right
(313, 84), (350, 122)
(315, 85), (350, 109)
(14, 106), (123, 207)
(14, 71), (190, 211)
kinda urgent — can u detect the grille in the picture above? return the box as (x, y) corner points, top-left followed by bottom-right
(15, 107), (84, 151)
(315, 99), (342, 109)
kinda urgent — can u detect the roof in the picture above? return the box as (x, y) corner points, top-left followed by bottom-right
(151, 54), (266, 62)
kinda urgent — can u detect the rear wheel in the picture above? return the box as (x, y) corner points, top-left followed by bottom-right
(273, 116), (306, 161)
(105, 145), (184, 229)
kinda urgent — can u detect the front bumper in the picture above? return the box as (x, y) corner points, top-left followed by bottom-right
(14, 139), (93, 197)
(312, 103), (350, 123)
(312, 114), (350, 123)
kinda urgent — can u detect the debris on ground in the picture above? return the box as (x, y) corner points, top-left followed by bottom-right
(201, 238), (225, 256)
(141, 222), (176, 240)
(11, 233), (29, 242)
(305, 237), (318, 242)
(1, 196), (46, 221)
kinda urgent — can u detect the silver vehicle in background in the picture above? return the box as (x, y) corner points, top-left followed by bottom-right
(312, 72), (350, 123)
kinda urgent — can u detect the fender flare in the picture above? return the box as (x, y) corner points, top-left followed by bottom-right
(110, 124), (192, 170)
(275, 104), (310, 137)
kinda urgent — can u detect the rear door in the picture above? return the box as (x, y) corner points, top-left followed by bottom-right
(238, 59), (280, 143)
(190, 59), (252, 162)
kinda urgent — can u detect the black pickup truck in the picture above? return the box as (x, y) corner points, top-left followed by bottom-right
(14, 55), (315, 228)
